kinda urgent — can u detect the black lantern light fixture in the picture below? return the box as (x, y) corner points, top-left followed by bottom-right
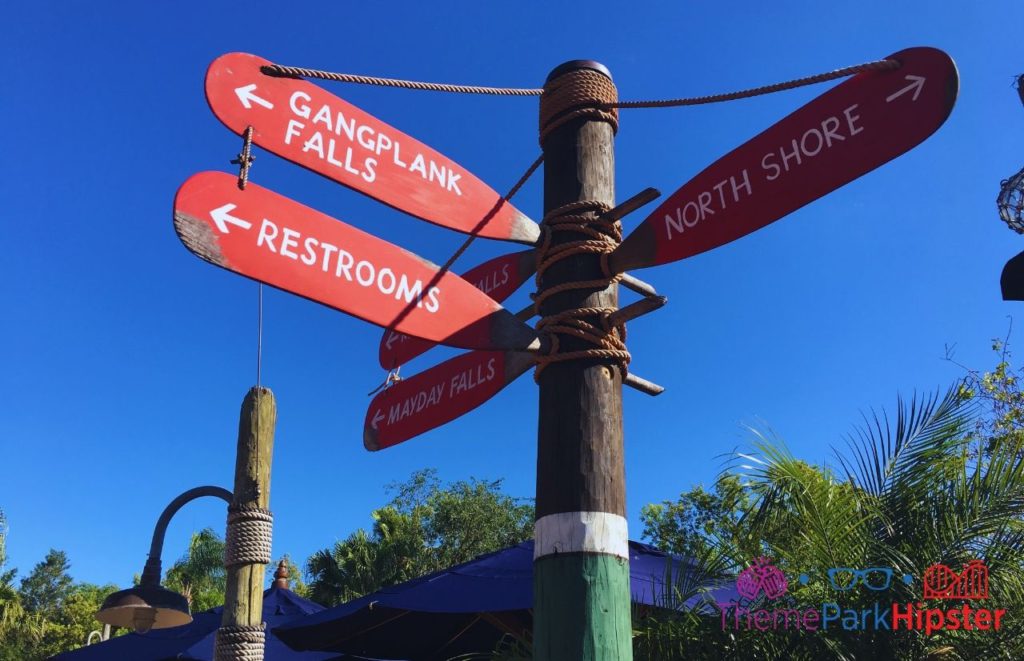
(97, 486), (232, 632)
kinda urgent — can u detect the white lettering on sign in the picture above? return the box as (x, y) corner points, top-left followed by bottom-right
(254, 217), (441, 313)
(285, 91), (464, 196)
(472, 263), (511, 296)
(386, 357), (498, 425)
(663, 170), (753, 240)
(662, 104), (866, 241)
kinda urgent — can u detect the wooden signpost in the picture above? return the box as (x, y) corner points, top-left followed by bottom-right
(609, 47), (959, 272)
(173, 171), (541, 352)
(379, 249), (536, 369)
(205, 52), (540, 244)
(179, 46), (959, 661)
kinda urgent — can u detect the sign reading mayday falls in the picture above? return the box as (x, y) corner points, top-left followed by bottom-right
(364, 350), (534, 450)
(172, 171), (541, 352)
(609, 47), (958, 272)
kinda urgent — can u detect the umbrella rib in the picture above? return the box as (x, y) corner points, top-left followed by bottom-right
(430, 613), (483, 658)
(332, 608), (413, 643)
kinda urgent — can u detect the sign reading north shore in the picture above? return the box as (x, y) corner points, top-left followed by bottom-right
(173, 172), (541, 352)
(205, 53), (540, 244)
(609, 47), (959, 273)
(365, 350), (534, 451)
(379, 250), (536, 369)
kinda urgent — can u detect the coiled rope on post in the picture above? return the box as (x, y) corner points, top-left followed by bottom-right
(224, 506), (273, 568)
(533, 68), (630, 381)
(214, 624), (265, 661)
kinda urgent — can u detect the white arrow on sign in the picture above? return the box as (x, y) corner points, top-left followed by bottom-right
(886, 75), (926, 103)
(210, 203), (253, 234)
(371, 409), (385, 430)
(234, 84), (274, 110)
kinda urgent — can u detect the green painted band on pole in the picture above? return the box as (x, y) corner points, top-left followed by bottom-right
(533, 552), (633, 660)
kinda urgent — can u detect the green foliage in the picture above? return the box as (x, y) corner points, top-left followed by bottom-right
(306, 469), (533, 606)
(19, 549), (73, 615)
(951, 334), (1024, 452)
(636, 380), (1024, 660)
(0, 510), (15, 601)
(0, 532), (119, 661)
(163, 527), (226, 612)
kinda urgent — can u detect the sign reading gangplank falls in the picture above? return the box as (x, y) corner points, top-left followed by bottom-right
(205, 52), (540, 244)
(173, 172), (541, 352)
(609, 47), (959, 272)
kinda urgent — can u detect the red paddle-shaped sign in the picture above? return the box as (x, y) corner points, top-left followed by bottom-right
(365, 350), (534, 451)
(205, 53), (539, 244)
(173, 172), (541, 352)
(379, 250), (536, 369)
(609, 47), (958, 272)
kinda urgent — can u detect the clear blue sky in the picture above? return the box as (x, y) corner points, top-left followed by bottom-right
(1, 1), (1020, 589)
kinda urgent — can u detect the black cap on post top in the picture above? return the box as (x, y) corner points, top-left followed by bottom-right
(546, 60), (612, 83)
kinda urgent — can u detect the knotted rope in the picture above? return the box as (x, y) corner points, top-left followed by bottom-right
(539, 69), (619, 143)
(534, 69), (629, 381)
(224, 505), (273, 568)
(214, 624), (265, 661)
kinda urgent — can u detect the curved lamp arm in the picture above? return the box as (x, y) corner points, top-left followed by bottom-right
(140, 486), (232, 586)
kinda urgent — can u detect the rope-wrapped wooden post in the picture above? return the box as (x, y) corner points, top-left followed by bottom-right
(533, 61), (633, 661)
(214, 386), (276, 661)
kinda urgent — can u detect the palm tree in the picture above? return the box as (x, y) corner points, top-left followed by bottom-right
(730, 385), (1024, 659)
(632, 384), (1024, 659)
(163, 528), (226, 612)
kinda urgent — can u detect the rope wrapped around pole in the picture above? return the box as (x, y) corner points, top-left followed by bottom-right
(214, 624), (266, 661)
(534, 68), (629, 382)
(224, 506), (273, 568)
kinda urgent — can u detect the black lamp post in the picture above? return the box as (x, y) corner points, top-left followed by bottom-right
(97, 485), (232, 633)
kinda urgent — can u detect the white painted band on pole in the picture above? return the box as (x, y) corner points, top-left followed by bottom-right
(534, 511), (629, 560)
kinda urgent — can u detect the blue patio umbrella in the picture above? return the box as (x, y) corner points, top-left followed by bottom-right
(275, 540), (736, 661)
(51, 584), (345, 661)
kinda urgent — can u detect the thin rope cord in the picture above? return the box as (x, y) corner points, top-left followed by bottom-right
(368, 153), (543, 393)
(261, 58), (900, 107)
(256, 284), (263, 388)
(262, 64), (544, 96)
(435, 153), (543, 276)
(611, 58), (899, 108)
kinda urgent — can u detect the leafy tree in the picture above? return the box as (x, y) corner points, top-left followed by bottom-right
(306, 469), (533, 606)
(19, 549), (73, 615)
(635, 382), (1024, 660)
(0, 510), (15, 600)
(0, 534), (118, 661)
(163, 527), (226, 612)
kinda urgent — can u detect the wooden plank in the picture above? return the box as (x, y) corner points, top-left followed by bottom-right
(173, 171), (541, 353)
(364, 350), (534, 451)
(206, 52), (539, 244)
(610, 47), (959, 272)
(379, 250), (536, 369)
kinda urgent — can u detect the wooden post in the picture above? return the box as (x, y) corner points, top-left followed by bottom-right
(534, 61), (633, 660)
(216, 386), (276, 661)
